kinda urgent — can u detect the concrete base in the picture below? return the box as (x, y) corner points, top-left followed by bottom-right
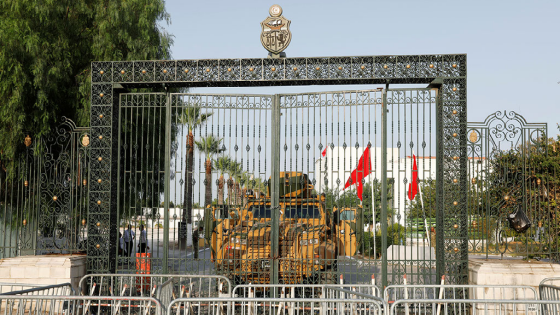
(469, 258), (560, 288)
(469, 259), (560, 314)
(0, 255), (87, 293)
(386, 245), (436, 264)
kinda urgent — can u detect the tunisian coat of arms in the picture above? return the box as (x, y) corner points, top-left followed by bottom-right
(260, 5), (291, 55)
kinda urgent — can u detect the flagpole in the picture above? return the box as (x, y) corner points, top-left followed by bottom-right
(418, 179), (430, 247)
(413, 150), (430, 247)
(370, 174), (376, 259)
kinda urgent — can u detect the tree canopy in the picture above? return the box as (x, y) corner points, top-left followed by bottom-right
(0, 0), (172, 164)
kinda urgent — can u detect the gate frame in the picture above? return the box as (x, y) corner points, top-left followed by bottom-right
(88, 54), (467, 287)
(467, 111), (549, 258)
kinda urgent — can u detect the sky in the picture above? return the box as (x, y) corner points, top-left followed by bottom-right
(164, 0), (560, 133)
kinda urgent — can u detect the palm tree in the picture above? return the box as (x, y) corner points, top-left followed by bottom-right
(213, 156), (232, 205)
(195, 135), (226, 208)
(227, 161), (243, 205)
(178, 106), (211, 248)
(248, 177), (266, 199)
(240, 172), (251, 206)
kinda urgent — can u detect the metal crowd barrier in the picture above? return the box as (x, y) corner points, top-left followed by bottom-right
(0, 283), (75, 296)
(384, 284), (538, 302)
(0, 295), (163, 315)
(79, 274), (232, 298)
(0, 282), (68, 295)
(167, 297), (386, 315)
(232, 283), (381, 299)
(540, 277), (560, 299)
(390, 299), (560, 315)
(539, 277), (560, 315)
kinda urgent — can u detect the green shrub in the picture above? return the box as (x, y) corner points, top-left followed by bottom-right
(362, 223), (405, 258)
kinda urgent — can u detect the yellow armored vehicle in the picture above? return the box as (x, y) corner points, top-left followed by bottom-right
(204, 172), (360, 284)
(333, 207), (363, 257)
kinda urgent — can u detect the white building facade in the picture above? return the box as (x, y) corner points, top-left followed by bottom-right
(314, 146), (437, 224)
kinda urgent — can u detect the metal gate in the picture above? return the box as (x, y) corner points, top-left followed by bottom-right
(113, 87), (440, 287)
(88, 54), (468, 286)
(467, 111), (559, 261)
(0, 118), (90, 259)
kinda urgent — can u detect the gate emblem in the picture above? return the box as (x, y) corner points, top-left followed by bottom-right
(260, 5), (291, 55)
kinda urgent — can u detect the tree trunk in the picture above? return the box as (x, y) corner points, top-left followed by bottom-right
(186, 131), (194, 224)
(218, 175), (224, 205)
(235, 183), (241, 206)
(204, 159), (212, 208)
(180, 131), (194, 249)
(227, 178), (233, 205)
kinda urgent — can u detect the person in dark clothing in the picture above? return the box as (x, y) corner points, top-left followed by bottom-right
(138, 224), (149, 253)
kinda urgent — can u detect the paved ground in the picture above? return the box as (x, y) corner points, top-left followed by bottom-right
(117, 241), (437, 285)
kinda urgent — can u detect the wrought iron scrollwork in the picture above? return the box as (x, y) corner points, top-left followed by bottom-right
(467, 111), (554, 261)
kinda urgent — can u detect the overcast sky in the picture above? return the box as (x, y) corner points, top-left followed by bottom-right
(164, 0), (560, 134)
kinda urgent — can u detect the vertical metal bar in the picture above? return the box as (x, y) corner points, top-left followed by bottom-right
(381, 87), (388, 289)
(108, 87), (123, 273)
(163, 93), (171, 274)
(270, 94), (281, 286)
(435, 86), (445, 282)
(116, 94), (123, 268)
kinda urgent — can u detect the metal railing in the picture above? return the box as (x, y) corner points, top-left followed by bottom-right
(79, 274), (232, 298)
(233, 283), (381, 299)
(2, 286), (559, 315)
(0, 283), (75, 296)
(384, 284), (538, 302)
(390, 299), (560, 315)
(1, 283), (63, 295)
(540, 277), (560, 314)
(167, 297), (386, 315)
(0, 295), (163, 315)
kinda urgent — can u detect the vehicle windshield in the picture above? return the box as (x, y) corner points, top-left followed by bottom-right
(214, 208), (232, 219)
(340, 210), (355, 221)
(250, 205), (272, 218)
(284, 205), (321, 219)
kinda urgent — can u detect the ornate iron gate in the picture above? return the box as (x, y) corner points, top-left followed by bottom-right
(0, 118), (90, 258)
(111, 87), (442, 286)
(89, 54), (468, 287)
(467, 111), (559, 261)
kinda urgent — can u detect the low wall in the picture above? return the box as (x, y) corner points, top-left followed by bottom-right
(386, 245), (436, 265)
(0, 255), (86, 293)
(469, 258), (560, 315)
(469, 258), (560, 289)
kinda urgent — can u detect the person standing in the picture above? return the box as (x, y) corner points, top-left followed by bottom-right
(118, 232), (126, 256)
(123, 224), (135, 258)
(138, 224), (149, 254)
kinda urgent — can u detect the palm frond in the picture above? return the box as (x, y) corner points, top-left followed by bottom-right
(178, 106), (213, 130)
(195, 134), (225, 159)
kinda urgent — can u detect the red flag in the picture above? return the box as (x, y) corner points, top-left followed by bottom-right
(321, 145), (327, 157)
(343, 147), (372, 201)
(408, 154), (418, 200)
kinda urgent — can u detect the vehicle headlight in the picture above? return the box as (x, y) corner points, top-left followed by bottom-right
(300, 239), (319, 246)
(340, 229), (345, 235)
(230, 237), (246, 245)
